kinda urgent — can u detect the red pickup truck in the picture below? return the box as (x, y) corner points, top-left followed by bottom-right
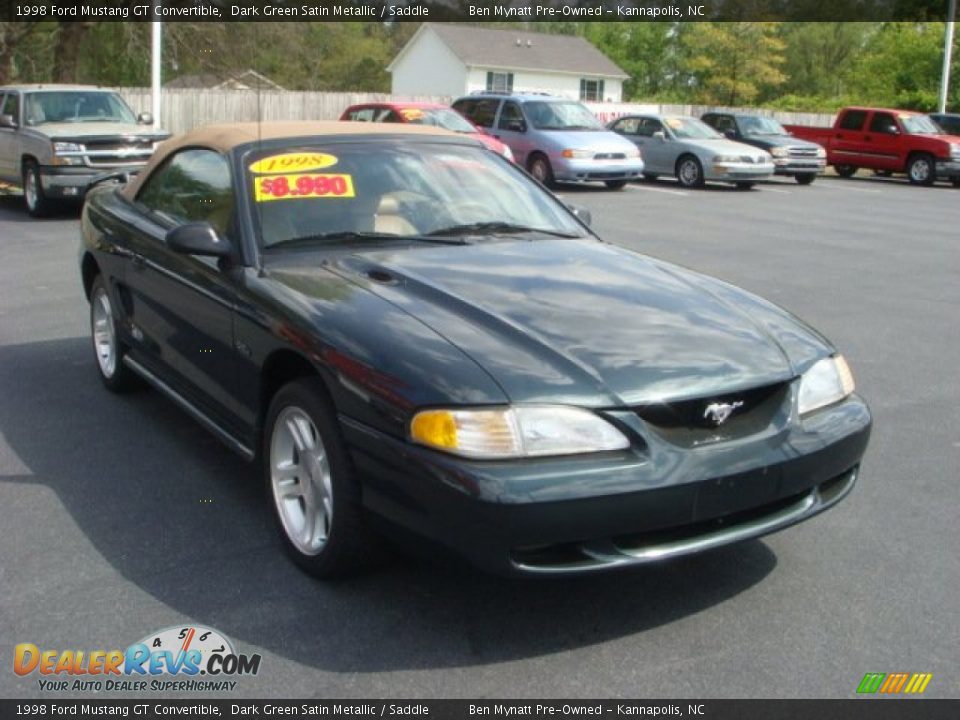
(784, 107), (960, 186)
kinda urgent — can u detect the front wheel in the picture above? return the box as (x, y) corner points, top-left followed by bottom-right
(834, 164), (857, 178)
(527, 154), (555, 188)
(795, 173), (816, 185)
(89, 275), (139, 392)
(23, 161), (53, 217)
(676, 156), (705, 189)
(906, 154), (936, 186)
(604, 179), (627, 190)
(264, 378), (375, 579)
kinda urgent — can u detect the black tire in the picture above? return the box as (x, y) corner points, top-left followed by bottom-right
(676, 155), (705, 188)
(735, 182), (755, 190)
(906, 153), (936, 186)
(89, 275), (139, 393)
(604, 179), (628, 190)
(263, 377), (376, 579)
(643, 173), (659, 182)
(834, 164), (857, 178)
(23, 160), (53, 217)
(951, 177), (960, 188)
(527, 153), (555, 188)
(795, 173), (816, 185)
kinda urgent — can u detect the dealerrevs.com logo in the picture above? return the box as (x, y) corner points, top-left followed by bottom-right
(14, 625), (261, 693)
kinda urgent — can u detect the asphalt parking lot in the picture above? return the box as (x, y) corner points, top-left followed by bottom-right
(1, 173), (958, 700)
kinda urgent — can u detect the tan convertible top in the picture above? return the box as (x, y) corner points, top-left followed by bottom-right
(121, 121), (461, 199)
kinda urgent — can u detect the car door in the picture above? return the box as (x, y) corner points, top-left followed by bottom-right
(833, 109), (869, 167)
(864, 111), (903, 171)
(0, 92), (20, 183)
(125, 147), (246, 434)
(493, 101), (532, 166)
(637, 117), (673, 173)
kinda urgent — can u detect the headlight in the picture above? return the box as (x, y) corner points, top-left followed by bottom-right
(815, 146), (827, 158)
(501, 144), (514, 161)
(770, 147), (789, 158)
(797, 355), (855, 415)
(713, 154), (741, 163)
(410, 406), (630, 459)
(561, 149), (592, 159)
(54, 142), (83, 154)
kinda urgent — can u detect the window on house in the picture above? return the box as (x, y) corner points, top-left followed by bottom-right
(579, 79), (605, 102)
(486, 72), (514, 93)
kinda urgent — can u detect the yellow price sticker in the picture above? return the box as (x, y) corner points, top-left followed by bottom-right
(254, 173), (355, 202)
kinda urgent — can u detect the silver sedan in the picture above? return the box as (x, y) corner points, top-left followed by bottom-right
(609, 115), (774, 189)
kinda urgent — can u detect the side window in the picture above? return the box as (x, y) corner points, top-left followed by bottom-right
(347, 108), (375, 122)
(379, 110), (403, 123)
(1, 93), (19, 123)
(498, 102), (525, 131)
(838, 110), (867, 131)
(637, 118), (664, 137)
(469, 99), (500, 129)
(611, 117), (639, 135)
(136, 149), (234, 235)
(452, 99), (474, 121)
(710, 115), (735, 134)
(868, 112), (897, 134)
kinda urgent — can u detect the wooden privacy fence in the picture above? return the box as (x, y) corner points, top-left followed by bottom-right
(111, 87), (836, 135)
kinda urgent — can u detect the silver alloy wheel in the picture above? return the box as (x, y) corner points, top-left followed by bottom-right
(92, 286), (118, 378)
(270, 406), (333, 556)
(909, 157), (932, 183)
(530, 158), (548, 182)
(24, 166), (39, 213)
(678, 159), (700, 186)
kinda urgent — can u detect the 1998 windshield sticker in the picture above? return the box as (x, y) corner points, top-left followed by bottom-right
(249, 152), (339, 174)
(13, 625), (261, 693)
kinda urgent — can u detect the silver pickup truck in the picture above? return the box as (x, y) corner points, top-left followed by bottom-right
(0, 84), (170, 216)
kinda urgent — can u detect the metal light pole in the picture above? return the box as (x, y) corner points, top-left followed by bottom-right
(939, 0), (957, 113)
(151, 20), (162, 129)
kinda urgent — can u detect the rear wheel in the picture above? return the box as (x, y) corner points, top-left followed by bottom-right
(89, 275), (138, 392)
(643, 173), (659, 182)
(604, 179), (628, 190)
(264, 378), (376, 579)
(23, 160), (52, 217)
(676, 155), (705, 189)
(527, 154), (555, 188)
(834, 164), (857, 178)
(795, 173), (816, 185)
(906, 153), (936, 186)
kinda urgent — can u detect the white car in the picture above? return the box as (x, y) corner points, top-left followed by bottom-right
(609, 114), (774, 189)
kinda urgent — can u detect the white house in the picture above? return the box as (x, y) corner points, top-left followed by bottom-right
(387, 24), (628, 103)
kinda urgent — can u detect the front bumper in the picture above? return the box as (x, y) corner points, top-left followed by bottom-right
(707, 162), (776, 182)
(343, 392), (871, 576)
(935, 159), (960, 178)
(552, 156), (644, 183)
(39, 165), (143, 198)
(773, 158), (826, 176)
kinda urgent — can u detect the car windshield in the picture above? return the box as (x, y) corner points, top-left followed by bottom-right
(737, 116), (787, 135)
(399, 107), (477, 133)
(664, 117), (724, 140)
(24, 91), (136, 125)
(524, 101), (603, 131)
(900, 114), (940, 134)
(248, 142), (585, 248)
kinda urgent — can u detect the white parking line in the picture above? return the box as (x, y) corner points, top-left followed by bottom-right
(626, 184), (689, 197)
(761, 187), (792, 194)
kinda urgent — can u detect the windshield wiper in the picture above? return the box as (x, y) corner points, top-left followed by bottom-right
(266, 231), (469, 250)
(425, 222), (580, 239)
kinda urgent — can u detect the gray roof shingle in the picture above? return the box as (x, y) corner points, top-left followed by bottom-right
(422, 23), (628, 79)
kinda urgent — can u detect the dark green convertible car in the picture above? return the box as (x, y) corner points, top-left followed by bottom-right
(79, 122), (871, 578)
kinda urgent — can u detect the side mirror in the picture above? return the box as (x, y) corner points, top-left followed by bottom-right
(566, 203), (592, 227)
(0, 114), (17, 129)
(653, 131), (666, 141)
(166, 222), (231, 257)
(137, 112), (153, 125)
(723, 128), (737, 140)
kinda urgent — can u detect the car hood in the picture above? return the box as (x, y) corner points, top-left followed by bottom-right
(542, 129), (638, 154)
(681, 138), (770, 158)
(30, 122), (168, 141)
(312, 239), (831, 407)
(743, 133), (820, 150)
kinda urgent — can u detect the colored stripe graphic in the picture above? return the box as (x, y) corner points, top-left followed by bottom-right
(857, 673), (885, 694)
(857, 672), (932, 694)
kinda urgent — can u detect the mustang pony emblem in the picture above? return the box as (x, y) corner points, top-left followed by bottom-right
(703, 400), (745, 426)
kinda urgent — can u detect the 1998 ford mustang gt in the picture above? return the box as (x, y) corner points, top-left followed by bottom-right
(80, 122), (871, 578)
